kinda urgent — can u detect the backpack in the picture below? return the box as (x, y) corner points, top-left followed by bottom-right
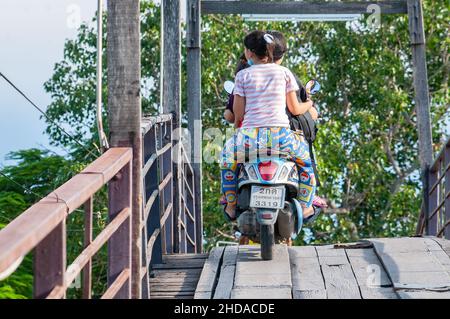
(287, 75), (321, 187)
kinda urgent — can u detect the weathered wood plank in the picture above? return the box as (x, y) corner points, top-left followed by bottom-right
(202, 1), (408, 15)
(107, 0), (142, 298)
(150, 278), (199, 284)
(317, 246), (361, 299)
(360, 287), (399, 299)
(231, 288), (292, 299)
(346, 248), (393, 288)
(150, 286), (196, 293)
(345, 248), (397, 299)
(163, 253), (208, 259)
(152, 263), (205, 270)
(151, 269), (203, 276)
(289, 247), (326, 299)
(396, 290), (450, 299)
(293, 290), (327, 299)
(234, 245), (292, 291)
(194, 247), (225, 299)
(429, 237), (450, 257)
(214, 246), (238, 299)
(370, 238), (450, 298)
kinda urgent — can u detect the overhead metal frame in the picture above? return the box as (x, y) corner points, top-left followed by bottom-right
(161, 0), (432, 236)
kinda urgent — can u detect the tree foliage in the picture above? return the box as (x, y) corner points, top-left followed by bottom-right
(0, 0), (448, 297)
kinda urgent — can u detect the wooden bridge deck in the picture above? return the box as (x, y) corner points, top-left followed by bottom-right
(154, 237), (450, 299)
(149, 254), (209, 299)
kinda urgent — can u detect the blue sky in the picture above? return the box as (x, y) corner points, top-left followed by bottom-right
(0, 0), (97, 164)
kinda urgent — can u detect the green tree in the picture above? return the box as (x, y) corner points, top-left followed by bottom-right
(0, 149), (75, 298)
(41, 0), (448, 247)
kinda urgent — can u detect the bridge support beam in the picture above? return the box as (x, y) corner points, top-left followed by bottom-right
(407, 0), (433, 234)
(161, 0), (182, 253)
(187, 0), (203, 253)
(107, 0), (144, 299)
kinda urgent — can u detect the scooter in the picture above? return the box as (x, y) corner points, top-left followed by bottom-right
(224, 79), (321, 260)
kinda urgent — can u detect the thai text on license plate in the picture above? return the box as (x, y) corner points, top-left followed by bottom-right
(249, 186), (285, 209)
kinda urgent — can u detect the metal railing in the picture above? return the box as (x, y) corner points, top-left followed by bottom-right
(0, 148), (133, 298)
(141, 113), (200, 270)
(419, 138), (450, 239)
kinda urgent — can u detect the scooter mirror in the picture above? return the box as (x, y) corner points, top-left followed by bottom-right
(224, 80), (235, 94)
(306, 79), (321, 95)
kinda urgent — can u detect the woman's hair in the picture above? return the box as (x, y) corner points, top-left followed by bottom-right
(266, 30), (287, 61)
(235, 53), (249, 75)
(243, 30), (276, 62)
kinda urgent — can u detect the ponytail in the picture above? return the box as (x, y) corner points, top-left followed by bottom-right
(263, 33), (275, 63)
(244, 31), (277, 63)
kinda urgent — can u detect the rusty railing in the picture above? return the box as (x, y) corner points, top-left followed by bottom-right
(141, 114), (199, 271)
(419, 138), (450, 239)
(0, 148), (133, 298)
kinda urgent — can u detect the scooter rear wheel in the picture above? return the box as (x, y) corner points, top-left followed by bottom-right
(260, 224), (274, 260)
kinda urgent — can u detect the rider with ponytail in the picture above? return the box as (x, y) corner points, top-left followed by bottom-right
(220, 30), (320, 223)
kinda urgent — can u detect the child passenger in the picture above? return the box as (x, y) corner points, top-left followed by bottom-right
(220, 30), (320, 223)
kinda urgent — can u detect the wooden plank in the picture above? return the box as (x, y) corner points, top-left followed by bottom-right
(407, 0), (433, 205)
(234, 245), (292, 293)
(159, 259), (206, 267)
(186, 0), (203, 254)
(289, 247), (326, 299)
(150, 270), (202, 276)
(150, 291), (194, 299)
(370, 238), (450, 298)
(150, 278), (199, 284)
(214, 246), (238, 299)
(107, 0), (143, 298)
(429, 237), (450, 257)
(293, 290), (327, 299)
(231, 287), (292, 299)
(163, 253), (208, 259)
(317, 246), (361, 299)
(150, 286), (196, 293)
(194, 247), (225, 299)
(202, 1), (408, 15)
(360, 287), (399, 299)
(152, 264), (205, 270)
(346, 248), (393, 287)
(161, 0), (182, 254)
(345, 248), (397, 299)
(396, 290), (450, 299)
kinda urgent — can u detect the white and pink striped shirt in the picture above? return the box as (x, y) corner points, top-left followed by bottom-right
(233, 63), (299, 128)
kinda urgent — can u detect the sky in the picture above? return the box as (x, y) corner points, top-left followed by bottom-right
(0, 0), (98, 164)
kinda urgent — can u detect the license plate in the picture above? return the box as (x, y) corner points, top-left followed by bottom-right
(249, 186), (285, 209)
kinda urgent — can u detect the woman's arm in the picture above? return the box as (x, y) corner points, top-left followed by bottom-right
(223, 109), (235, 123)
(309, 106), (319, 121)
(233, 94), (246, 128)
(286, 90), (313, 116)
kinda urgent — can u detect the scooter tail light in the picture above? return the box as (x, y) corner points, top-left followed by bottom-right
(258, 161), (279, 181)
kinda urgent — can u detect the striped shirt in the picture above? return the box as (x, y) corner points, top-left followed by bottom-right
(233, 63), (299, 128)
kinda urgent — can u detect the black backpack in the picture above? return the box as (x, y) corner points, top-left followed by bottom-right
(287, 75), (321, 187)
